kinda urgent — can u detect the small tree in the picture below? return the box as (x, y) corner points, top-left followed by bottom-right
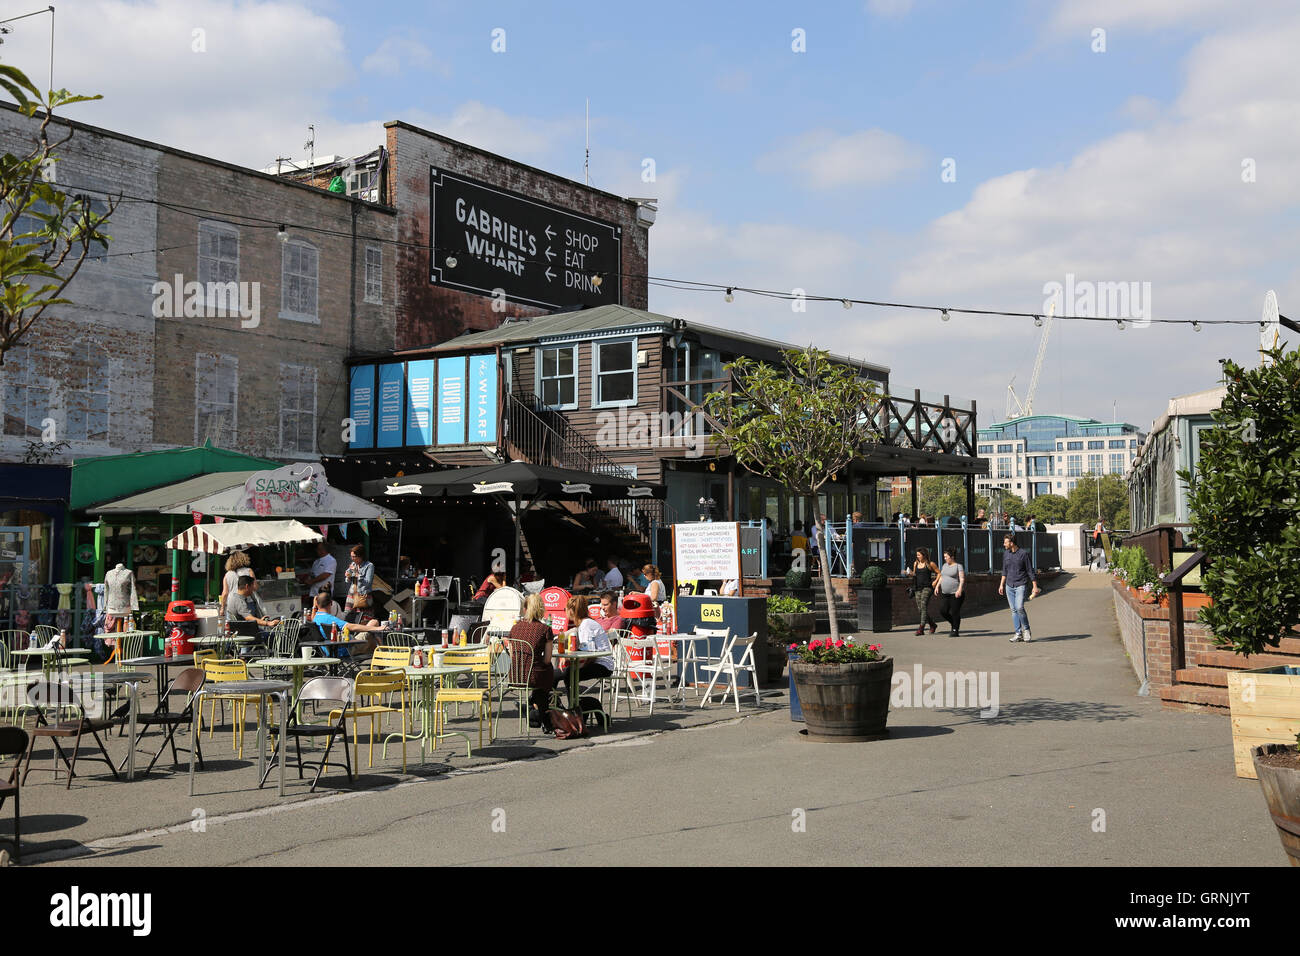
(0, 61), (112, 366)
(1065, 473), (1128, 527)
(1028, 493), (1069, 524)
(1182, 344), (1300, 657)
(704, 346), (882, 641)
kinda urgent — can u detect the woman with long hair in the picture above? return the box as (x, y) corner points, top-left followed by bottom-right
(642, 564), (667, 603)
(507, 594), (556, 727)
(908, 547), (940, 635)
(219, 550), (253, 618)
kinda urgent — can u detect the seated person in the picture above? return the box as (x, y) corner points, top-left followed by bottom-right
(593, 590), (628, 633)
(316, 584), (344, 618)
(225, 577), (280, 635)
(305, 590), (393, 654)
(571, 559), (603, 591)
(473, 569), (507, 602)
(558, 595), (613, 684)
(506, 594), (556, 727)
(720, 578), (740, 596)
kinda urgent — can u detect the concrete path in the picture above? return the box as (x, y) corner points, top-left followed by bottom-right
(6, 573), (1285, 866)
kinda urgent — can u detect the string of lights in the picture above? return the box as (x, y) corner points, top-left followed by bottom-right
(39, 177), (1282, 332)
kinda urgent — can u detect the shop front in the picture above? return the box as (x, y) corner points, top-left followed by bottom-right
(0, 462), (71, 630)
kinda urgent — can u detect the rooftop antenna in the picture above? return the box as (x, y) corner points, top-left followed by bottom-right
(584, 98), (589, 186)
(0, 6), (56, 93)
(305, 125), (315, 174)
(274, 155), (292, 176)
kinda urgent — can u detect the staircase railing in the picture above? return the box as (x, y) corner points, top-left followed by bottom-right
(505, 392), (672, 548)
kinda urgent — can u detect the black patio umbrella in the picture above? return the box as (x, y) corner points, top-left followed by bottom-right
(361, 462), (665, 581)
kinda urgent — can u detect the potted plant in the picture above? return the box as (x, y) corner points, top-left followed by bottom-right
(767, 594), (813, 683)
(788, 637), (890, 741)
(1251, 734), (1300, 866)
(1183, 343), (1300, 862)
(855, 565), (892, 632)
(779, 569), (815, 604)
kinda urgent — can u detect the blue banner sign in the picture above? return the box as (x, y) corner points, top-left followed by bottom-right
(348, 366), (375, 449)
(405, 359), (435, 446)
(376, 363), (405, 448)
(437, 357), (467, 445)
(468, 354), (498, 444)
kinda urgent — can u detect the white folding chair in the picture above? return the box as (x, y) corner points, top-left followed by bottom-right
(698, 632), (762, 712)
(683, 627), (729, 699)
(617, 637), (674, 715)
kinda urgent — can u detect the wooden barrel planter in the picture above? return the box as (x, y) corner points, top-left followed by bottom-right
(1251, 744), (1300, 867)
(790, 658), (893, 742)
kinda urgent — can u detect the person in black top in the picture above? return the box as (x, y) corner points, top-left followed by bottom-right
(908, 548), (940, 635)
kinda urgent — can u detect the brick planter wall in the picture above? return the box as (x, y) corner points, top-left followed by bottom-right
(1109, 577), (1216, 689)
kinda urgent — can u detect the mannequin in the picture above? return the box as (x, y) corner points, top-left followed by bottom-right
(103, 563), (139, 662)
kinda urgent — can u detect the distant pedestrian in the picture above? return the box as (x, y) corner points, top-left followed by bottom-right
(908, 547), (939, 635)
(934, 548), (966, 637)
(1000, 533), (1040, 642)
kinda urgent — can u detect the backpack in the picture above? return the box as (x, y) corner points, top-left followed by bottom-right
(544, 708), (585, 739)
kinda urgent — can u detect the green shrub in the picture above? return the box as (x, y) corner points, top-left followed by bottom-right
(767, 594), (810, 616)
(784, 569), (810, 589)
(859, 566), (888, 589)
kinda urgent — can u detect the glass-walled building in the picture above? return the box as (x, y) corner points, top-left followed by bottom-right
(976, 414), (1146, 501)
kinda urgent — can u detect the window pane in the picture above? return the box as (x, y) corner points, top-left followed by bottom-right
(557, 347), (574, 377)
(559, 378), (575, 406)
(599, 370), (634, 403)
(542, 379), (558, 406)
(601, 342), (633, 371)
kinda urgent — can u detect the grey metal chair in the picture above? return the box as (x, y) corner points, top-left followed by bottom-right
(0, 726), (28, 864)
(261, 677), (354, 791)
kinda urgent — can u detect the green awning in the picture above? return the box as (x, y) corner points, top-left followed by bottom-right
(69, 444), (280, 511)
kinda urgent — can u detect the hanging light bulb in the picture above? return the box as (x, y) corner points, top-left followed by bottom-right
(445, 255), (458, 268)
(1034, 315), (1043, 328)
(725, 287), (734, 303)
(940, 309), (951, 322)
(1116, 319), (1126, 330)
(1192, 321), (1202, 332)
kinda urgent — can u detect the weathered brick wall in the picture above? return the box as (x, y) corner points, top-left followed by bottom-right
(154, 151), (397, 460)
(386, 122), (651, 349)
(1110, 577), (1215, 688)
(0, 106), (159, 464)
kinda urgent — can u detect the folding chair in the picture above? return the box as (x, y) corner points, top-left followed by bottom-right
(618, 636), (674, 716)
(21, 678), (120, 789)
(699, 632), (763, 712)
(684, 627), (730, 698)
(262, 677), (354, 791)
(498, 638), (537, 738)
(331, 668), (407, 771)
(121, 667), (206, 775)
(0, 726), (28, 864)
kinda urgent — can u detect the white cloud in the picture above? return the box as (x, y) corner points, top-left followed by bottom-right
(758, 128), (926, 189)
(362, 36), (446, 77)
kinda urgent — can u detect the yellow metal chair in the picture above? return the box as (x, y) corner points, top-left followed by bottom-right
(436, 647), (499, 755)
(330, 668), (407, 771)
(200, 658), (274, 758)
(370, 646), (412, 671)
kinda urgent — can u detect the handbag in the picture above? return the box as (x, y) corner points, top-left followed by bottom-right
(544, 708), (585, 739)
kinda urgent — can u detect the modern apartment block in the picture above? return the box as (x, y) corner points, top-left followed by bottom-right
(976, 414), (1146, 501)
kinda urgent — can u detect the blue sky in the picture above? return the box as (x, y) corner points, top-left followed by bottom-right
(7, 0), (1299, 428)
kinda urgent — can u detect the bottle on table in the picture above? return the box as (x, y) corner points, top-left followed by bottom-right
(440, 629), (449, 648)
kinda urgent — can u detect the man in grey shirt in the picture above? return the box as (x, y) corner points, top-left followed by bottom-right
(226, 578), (280, 632)
(999, 533), (1040, 642)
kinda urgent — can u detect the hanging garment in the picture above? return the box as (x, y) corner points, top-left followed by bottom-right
(103, 565), (139, 615)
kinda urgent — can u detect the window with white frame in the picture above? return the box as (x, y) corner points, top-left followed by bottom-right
(1088, 453), (1103, 473)
(593, 339), (636, 406)
(1, 347), (52, 438)
(538, 345), (577, 409)
(996, 457), (1012, 478)
(281, 239), (319, 321)
(198, 220), (239, 288)
(1067, 456), (1083, 477)
(279, 364), (317, 455)
(195, 353), (238, 447)
(63, 352), (110, 442)
(364, 245), (382, 304)
(1109, 453), (1125, 474)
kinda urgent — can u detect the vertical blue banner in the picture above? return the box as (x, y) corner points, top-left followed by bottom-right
(405, 359), (435, 446)
(437, 357), (467, 446)
(468, 353), (498, 444)
(349, 365), (375, 449)
(376, 362), (405, 448)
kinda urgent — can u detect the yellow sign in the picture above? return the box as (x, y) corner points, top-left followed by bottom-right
(701, 603), (724, 622)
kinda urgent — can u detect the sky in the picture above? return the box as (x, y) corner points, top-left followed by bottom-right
(4, 0), (1298, 433)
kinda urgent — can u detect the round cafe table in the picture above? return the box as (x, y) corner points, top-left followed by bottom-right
(120, 654), (194, 711)
(10, 645), (92, 678)
(383, 664), (473, 762)
(555, 649), (607, 711)
(247, 656), (338, 719)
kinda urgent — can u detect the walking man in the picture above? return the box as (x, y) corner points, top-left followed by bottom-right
(999, 533), (1040, 642)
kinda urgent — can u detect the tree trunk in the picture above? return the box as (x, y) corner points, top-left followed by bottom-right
(817, 514), (840, 641)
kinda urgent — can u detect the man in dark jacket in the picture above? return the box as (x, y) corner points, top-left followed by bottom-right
(998, 534), (1040, 642)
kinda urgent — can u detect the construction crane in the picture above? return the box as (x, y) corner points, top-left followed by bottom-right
(1005, 302), (1055, 419)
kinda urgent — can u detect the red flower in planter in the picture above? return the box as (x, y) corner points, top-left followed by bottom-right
(868, 644), (882, 652)
(809, 639), (823, 650)
(834, 640), (845, 648)
(787, 643), (798, 651)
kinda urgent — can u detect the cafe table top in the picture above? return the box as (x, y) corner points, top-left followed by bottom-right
(417, 642), (487, 652)
(122, 654), (195, 668)
(190, 635), (256, 646)
(557, 649), (607, 660)
(10, 646), (91, 659)
(199, 679), (292, 697)
(400, 664), (473, 679)
(249, 656), (339, 670)
(62, 671), (152, 687)
(298, 638), (371, 649)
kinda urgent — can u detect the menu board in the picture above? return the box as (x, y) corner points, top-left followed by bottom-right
(673, 522), (742, 582)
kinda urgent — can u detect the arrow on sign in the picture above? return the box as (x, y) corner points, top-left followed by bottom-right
(545, 267), (555, 282)
(544, 225), (555, 240)
(545, 247), (555, 262)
